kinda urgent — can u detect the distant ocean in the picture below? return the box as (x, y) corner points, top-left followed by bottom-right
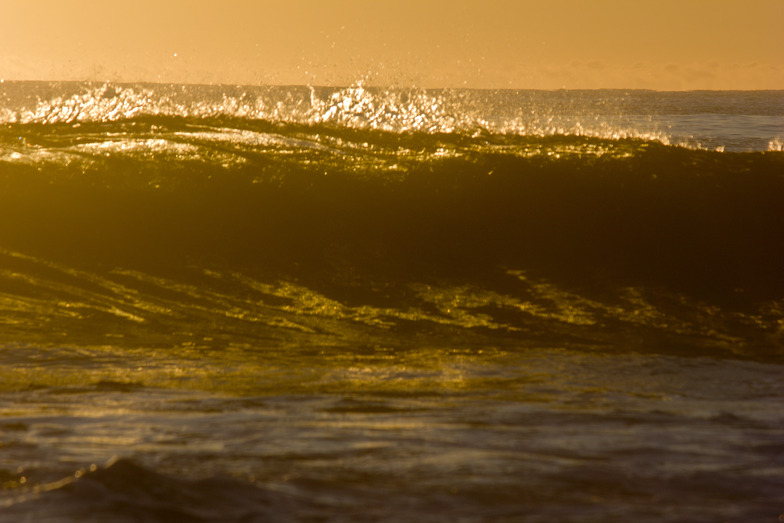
(1, 82), (783, 522)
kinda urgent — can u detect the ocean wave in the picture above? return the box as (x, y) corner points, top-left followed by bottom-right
(1, 85), (783, 361)
(0, 114), (783, 360)
(1, 458), (303, 522)
(1, 116), (783, 298)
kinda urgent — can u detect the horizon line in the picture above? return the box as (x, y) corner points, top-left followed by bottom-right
(1, 79), (782, 93)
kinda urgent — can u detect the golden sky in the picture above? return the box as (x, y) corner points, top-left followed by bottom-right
(1, 0), (782, 89)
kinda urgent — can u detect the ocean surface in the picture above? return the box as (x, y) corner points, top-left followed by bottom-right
(1, 82), (783, 521)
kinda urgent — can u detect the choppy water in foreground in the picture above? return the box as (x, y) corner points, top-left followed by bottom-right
(1, 83), (783, 521)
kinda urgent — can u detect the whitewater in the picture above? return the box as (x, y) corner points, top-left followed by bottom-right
(0, 82), (783, 522)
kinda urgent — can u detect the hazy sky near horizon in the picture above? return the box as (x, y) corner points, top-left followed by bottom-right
(1, 0), (782, 89)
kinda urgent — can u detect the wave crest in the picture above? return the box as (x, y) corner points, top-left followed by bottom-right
(2, 82), (675, 144)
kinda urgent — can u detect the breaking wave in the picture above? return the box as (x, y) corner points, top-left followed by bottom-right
(1, 82), (783, 363)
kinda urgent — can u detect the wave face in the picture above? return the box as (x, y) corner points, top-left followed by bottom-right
(0, 83), (783, 364)
(2, 82), (784, 522)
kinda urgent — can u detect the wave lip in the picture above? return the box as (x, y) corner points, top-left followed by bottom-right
(2, 82), (782, 150)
